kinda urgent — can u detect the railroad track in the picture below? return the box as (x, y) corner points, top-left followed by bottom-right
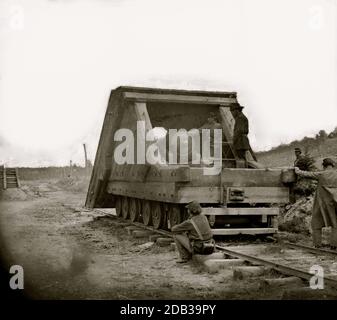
(94, 208), (173, 237)
(283, 241), (337, 256)
(93, 208), (337, 290)
(215, 244), (337, 290)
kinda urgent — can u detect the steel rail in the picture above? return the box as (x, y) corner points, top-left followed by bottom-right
(216, 245), (337, 290)
(283, 241), (337, 256)
(132, 221), (173, 237)
(93, 209), (173, 237)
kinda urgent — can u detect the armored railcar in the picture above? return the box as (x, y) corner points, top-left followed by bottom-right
(86, 86), (294, 235)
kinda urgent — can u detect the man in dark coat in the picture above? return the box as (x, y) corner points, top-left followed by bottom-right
(294, 158), (337, 249)
(294, 147), (306, 169)
(171, 201), (214, 263)
(231, 104), (250, 161)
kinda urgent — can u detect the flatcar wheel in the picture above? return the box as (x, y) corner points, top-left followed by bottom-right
(129, 198), (140, 222)
(121, 196), (129, 219)
(142, 200), (152, 226)
(152, 202), (164, 230)
(115, 196), (122, 217)
(168, 204), (182, 228)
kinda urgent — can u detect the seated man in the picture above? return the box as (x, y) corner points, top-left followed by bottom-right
(171, 201), (215, 263)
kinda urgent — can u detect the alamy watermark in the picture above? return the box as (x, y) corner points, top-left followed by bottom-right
(309, 265), (324, 289)
(9, 265), (24, 290)
(113, 121), (223, 175)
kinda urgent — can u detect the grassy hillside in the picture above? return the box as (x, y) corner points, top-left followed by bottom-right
(256, 136), (337, 168)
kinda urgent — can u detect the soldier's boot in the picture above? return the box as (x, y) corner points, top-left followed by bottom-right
(312, 228), (322, 248)
(330, 228), (337, 250)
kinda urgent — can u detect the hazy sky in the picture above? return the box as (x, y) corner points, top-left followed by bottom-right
(0, 0), (336, 166)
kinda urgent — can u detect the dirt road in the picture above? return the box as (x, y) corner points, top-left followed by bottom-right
(0, 180), (314, 299)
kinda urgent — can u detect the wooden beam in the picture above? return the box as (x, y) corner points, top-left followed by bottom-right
(133, 102), (152, 130)
(124, 92), (236, 105)
(212, 228), (277, 235)
(202, 207), (279, 216)
(107, 181), (177, 203)
(107, 181), (289, 204)
(110, 164), (150, 182)
(219, 106), (235, 142)
(146, 166), (190, 182)
(110, 165), (191, 183)
(221, 168), (285, 187)
(177, 185), (289, 204)
(177, 186), (219, 203)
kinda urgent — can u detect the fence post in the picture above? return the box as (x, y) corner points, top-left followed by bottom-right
(15, 168), (21, 188)
(3, 166), (6, 190)
(0, 165), (3, 190)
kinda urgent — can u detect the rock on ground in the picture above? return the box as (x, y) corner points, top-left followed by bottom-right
(279, 196), (313, 234)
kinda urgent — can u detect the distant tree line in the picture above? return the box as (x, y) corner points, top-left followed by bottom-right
(327, 127), (337, 138)
(258, 126), (337, 155)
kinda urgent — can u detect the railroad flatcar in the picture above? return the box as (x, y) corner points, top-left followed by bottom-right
(85, 86), (295, 235)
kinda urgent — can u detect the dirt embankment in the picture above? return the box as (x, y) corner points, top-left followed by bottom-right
(278, 195), (335, 246)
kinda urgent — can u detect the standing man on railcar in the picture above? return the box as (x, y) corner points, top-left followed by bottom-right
(294, 147), (306, 169)
(231, 104), (250, 162)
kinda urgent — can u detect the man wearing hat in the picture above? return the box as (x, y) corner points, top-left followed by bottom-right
(294, 158), (337, 249)
(294, 147), (305, 168)
(230, 104), (250, 162)
(171, 201), (214, 263)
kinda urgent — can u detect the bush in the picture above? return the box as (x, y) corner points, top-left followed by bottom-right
(328, 127), (337, 138)
(316, 130), (328, 140)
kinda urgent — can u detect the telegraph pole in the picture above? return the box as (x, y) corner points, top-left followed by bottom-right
(83, 143), (88, 168)
(69, 160), (73, 177)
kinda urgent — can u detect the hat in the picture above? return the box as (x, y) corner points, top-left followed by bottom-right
(185, 201), (202, 214)
(322, 158), (335, 167)
(230, 103), (244, 111)
(294, 147), (302, 153)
